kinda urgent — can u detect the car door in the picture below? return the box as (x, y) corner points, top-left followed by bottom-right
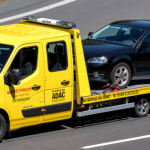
(134, 32), (150, 76)
(4, 43), (44, 127)
(42, 36), (73, 122)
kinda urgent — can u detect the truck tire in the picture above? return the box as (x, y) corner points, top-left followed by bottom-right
(134, 97), (150, 117)
(110, 62), (131, 89)
(0, 114), (7, 142)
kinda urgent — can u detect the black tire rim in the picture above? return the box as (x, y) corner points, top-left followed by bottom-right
(137, 99), (149, 115)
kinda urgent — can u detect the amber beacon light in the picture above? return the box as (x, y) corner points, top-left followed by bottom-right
(23, 16), (76, 28)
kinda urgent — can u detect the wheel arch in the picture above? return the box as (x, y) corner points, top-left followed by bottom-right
(135, 94), (150, 102)
(0, 108), (10, 124)
(110, 56), (135, 78)
(131, 94), (150, 106)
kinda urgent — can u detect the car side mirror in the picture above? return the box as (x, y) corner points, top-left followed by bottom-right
(9, 69), (21, 85)
(88, 32), (93, 37)
(140, 42), (150, 48)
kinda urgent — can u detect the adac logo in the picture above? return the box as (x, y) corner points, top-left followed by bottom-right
(7, 87), (31, 94)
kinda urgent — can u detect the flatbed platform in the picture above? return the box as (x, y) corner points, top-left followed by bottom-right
(91, 83), (150, 95)
(82, 83), (150, 105)
(76, 82), (150, 117)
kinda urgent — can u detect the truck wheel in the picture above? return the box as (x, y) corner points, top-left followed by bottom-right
(0, 114), (6, 142)
(110, 62), (131, 89)
(134, 97), (150, 117)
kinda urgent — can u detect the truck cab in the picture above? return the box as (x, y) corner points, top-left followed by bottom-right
(0, 16), (90, 140)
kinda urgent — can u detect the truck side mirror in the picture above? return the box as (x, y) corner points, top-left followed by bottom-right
(9, 69), (21, 85)
(88, 32), (93, 37)
(140, 42), (150, 48)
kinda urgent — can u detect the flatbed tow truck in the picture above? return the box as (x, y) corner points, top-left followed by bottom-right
(0, 16), (149, 141)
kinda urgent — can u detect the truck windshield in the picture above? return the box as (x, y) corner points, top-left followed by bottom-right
(89, 24), (146, 46)
(0, 44), (14, 72)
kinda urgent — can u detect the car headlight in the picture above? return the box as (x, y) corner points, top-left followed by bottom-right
(87, 56), (108, 64)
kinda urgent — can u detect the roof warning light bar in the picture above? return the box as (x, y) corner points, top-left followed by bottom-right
(23, 16), (76, 28)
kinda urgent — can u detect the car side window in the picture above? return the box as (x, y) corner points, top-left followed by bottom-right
(47, 41), (68, 71)
(11, 46), (38, 79)
(141, 32), (150, 43)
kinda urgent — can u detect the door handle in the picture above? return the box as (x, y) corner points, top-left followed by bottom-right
(32, 86), (41, 90)
(61, 81), (70, 86)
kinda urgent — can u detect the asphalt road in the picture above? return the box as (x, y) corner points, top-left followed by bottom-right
(1, 111), (150, 150)
(0, 0), (150, 149)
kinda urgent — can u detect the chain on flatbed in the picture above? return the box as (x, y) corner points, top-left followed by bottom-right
(82, 85), (150, 104)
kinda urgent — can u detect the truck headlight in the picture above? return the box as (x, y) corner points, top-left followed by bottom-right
(87, 56), (108, 64)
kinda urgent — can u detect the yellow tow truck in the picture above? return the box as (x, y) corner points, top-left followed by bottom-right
(0, 16), (149, 141)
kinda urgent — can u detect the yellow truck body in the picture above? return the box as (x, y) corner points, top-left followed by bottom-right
(0, 17), (149, 141)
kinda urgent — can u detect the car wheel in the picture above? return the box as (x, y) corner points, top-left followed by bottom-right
(110, 62), (131, 89)
(0, 114), (7, 142)
(134, 97), (150, 117)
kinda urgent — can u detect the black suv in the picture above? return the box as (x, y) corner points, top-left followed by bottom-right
(81, 20), (150, 89)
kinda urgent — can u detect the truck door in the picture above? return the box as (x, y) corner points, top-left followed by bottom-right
(42, 36), (73, 122)
(4, 43), (44, 127)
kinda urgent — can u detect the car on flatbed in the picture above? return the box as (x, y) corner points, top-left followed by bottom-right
(82, 20), (150, 89)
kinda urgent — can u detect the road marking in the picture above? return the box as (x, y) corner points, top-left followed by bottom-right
(81, 134), (150, 149)
(0, 0), (76, 23)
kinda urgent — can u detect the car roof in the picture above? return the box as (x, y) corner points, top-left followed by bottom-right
(111, 20), (150, 30)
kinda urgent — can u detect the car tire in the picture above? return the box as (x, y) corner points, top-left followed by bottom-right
(0, 114), (7, 142)
(134, 97), (150, 117)
(110, 62), (131, 89)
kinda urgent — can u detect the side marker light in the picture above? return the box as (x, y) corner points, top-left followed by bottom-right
(80, 105), (84, 108)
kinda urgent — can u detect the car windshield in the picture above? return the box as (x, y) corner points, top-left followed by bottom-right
(0, 44), (13, 72)
(89, 24), (146, 46)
